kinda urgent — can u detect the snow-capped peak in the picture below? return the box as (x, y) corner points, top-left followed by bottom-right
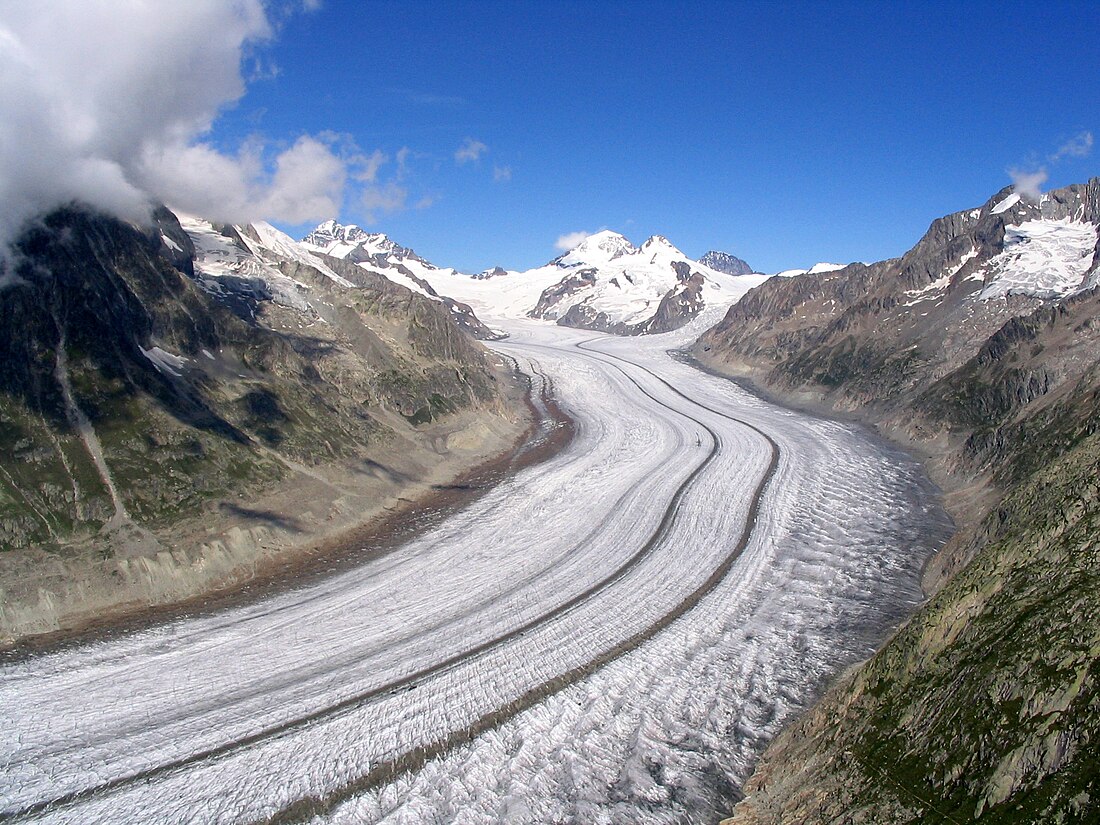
(299, 220), (430, 267)
(639, 235), (682, 255)
(303, 220), (375, 247)
(555, 230), (636, 267)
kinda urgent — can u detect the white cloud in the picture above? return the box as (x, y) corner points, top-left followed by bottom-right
(355, 148), (388, 183)
(396, 146), (412, 179)
(1050, 131), (1094, 162)
(254, 136), (346, 223)
(361, 182), (407, 223)
(1009, 167), (1049, 200)
(555, 230), (591, 252)
(455, 138), (488, 164)
(493, 165), (513, 182)
(0, 0), (347, 256)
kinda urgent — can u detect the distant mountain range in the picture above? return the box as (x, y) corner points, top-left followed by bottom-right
(302, 222), (763, 335)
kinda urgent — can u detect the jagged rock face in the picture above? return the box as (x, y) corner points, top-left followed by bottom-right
(701, 179), (1100, 825)
(530, 269), (598, 320)
(0, 206), (505, 551)
(531, 260), (711, 336)
(699, 250), (752, 276)
(644, 264), (707, 334)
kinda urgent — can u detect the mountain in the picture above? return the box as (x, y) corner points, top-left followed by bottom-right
(696, 179), (1100, 824)
(0, 206), (529, 644)
(301, 220), (431, 269)
(298, 221), (498, 340)
(529, 231), (759, 334)
(408, 229), (764, 335)
(699, 250), (753, 276)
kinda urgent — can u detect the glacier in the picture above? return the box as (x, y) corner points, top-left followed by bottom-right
(0, 312), (951, 825)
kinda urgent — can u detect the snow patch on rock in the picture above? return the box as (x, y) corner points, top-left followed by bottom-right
(979, 219), (1097, 300)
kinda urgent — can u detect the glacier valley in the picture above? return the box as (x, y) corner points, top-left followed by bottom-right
(0, 313), (951, 825)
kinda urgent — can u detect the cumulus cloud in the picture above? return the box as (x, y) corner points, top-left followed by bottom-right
(1049, 131), (1094, 162)
(455, 138), (488, 164)
(0, 0), (348, 256)
(1009, 167), (1049, 200)
(493, 165), (513, 182)
(555, 231), (591, 252)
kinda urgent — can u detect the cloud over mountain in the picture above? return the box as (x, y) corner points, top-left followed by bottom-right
(0, 0), (348, 255)
(555, 230), (591, 252)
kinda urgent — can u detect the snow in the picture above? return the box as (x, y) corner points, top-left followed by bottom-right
(774, 262), (846, 278)
(298, 221), (762, 331)
(161, 234), (182, 252)
(299, 221), (448, 300)
(978, 218), (1098, 300)
(374, 266), (440, 301)
(140, 345), (187, 377)
(301, 221), (409, 263)
(806, 262), (846, 274)
(990, 192), (1020, 214)
(0, 319), (950, 824)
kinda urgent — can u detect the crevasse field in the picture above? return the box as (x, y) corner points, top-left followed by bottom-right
(0, 315), (951, 824)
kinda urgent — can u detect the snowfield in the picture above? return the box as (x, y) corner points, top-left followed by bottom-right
(0, 313), (950, 824)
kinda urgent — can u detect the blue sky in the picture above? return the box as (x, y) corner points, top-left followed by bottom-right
(218, 0), (1098, 273)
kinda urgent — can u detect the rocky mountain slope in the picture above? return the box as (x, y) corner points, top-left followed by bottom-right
(700, 250), (754, 276)
(362, 227), (767, 335)
(298, 220), (497, 340)
(695, 179), (1100, 823)
(0, 206), (529, 644)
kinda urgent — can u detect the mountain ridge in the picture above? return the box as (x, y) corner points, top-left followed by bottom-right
(696, 178), (1100, 824)
(0, 204), (531, 645)
(440, 228), (765, 334)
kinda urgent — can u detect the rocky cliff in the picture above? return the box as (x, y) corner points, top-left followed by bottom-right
(696, 179), (1100, 823)
(0, 206), (530, 644)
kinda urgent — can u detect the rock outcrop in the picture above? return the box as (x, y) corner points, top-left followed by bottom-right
(700, 250), (753, 276)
